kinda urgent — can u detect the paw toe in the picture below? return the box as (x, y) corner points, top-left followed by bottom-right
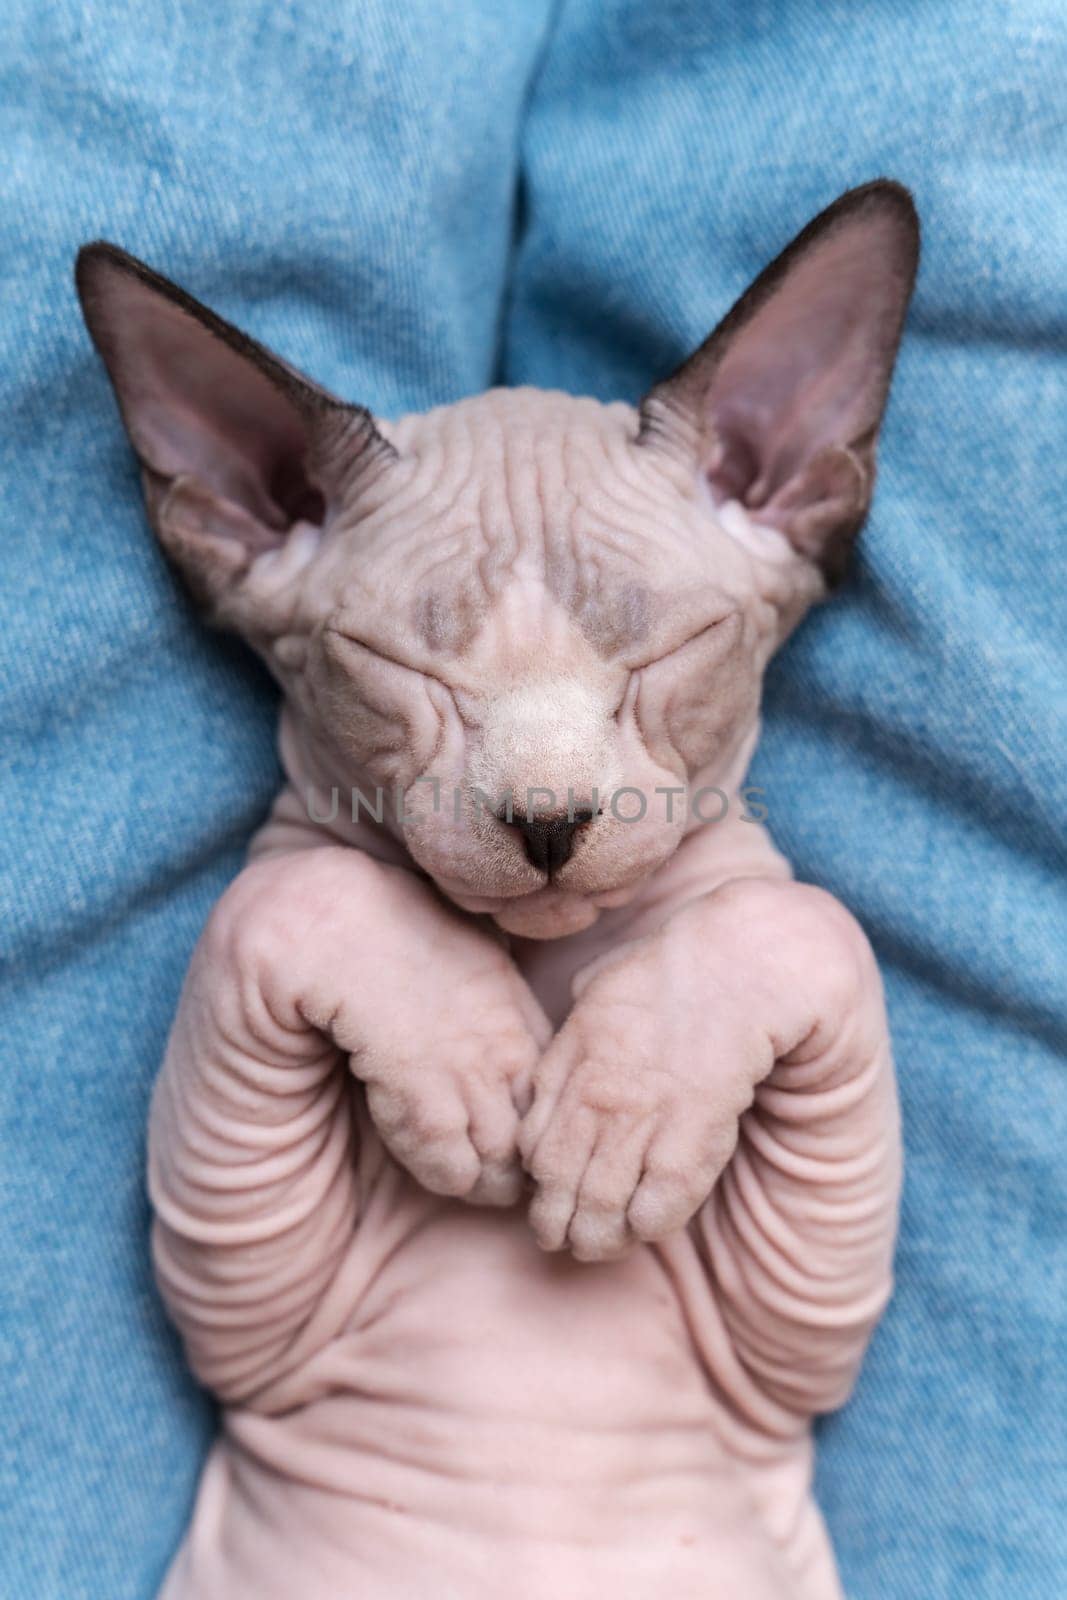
(528, 1184), (579, 1252)
(568, 1205), (632, 1262)
(465, 1156), (524, 1209)
(627, 1173), (693, 1241)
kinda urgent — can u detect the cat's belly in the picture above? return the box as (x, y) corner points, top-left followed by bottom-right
(161, 1451), (801, 1599)
(159, 1121), (838, 1600)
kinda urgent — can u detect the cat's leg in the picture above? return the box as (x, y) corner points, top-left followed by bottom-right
(520, 877), (900, 1418)
(150, 846), (549, 1404)
(687, 881), (900, 1421)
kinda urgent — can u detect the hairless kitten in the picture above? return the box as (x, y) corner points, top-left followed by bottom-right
(76, 180), (918, 1600)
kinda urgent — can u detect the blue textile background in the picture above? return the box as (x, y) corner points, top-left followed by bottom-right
(0, 3), (1063, 1597)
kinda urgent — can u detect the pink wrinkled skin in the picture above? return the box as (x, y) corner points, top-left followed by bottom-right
(75, 183), (918, 1598)
(151, 828), (899, 1600)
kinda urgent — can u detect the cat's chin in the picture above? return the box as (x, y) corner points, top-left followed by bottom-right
(491, 891), (602, 941)
(442, 873), (649, 939)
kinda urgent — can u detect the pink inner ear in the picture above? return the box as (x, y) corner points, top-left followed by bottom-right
(704, 212), (910, 512)
(92, 272), (318, 540)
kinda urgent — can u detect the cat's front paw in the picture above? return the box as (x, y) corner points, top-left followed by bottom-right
(518, 934), (760, 1260)
(358, 956), (550, 1207)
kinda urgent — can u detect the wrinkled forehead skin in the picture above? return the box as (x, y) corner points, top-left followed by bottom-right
(271, 388), (819, 940)
(296, 387), (810, 677)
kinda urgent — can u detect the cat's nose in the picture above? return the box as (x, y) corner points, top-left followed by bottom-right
(507, 809), (596, 875)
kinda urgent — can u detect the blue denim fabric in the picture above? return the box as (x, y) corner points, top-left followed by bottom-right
(1, 3), (1063, 1597)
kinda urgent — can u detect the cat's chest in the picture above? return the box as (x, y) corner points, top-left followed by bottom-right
(507, 812), (792, 1025)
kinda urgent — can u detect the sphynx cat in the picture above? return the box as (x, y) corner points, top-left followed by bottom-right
(76, 180), (918, 1600)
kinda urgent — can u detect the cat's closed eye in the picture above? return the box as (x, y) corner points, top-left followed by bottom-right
(314, 628), (441, 782)
(629, 611), (757, 774)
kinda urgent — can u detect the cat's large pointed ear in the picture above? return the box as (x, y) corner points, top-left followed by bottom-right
(637, 181), (919, 584)
(75, 243), (396, 614)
